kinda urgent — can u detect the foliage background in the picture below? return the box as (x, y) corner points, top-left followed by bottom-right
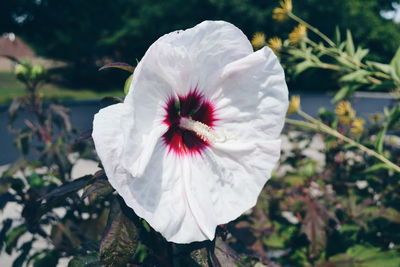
(2, 0), (400, 90)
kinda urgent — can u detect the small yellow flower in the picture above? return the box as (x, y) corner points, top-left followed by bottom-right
(336, 101), (356, 125)
(289, 24), (307, 44)
(251, 32), (266, 50)
(287, 95), (301, 115)
(350, 118), (365, 136)
(272, 0), (292, 22)
(268, 37), (283, 53)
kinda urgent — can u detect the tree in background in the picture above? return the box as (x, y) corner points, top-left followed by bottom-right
(1, 0), (400, 89)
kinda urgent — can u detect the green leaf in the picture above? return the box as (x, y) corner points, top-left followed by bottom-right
(339, 70), (369, 83)
(284, 175), (307, 187)
(99, 62), (135, 73)
(332, 85), (359, 103)
(33, 251), (59, 267)
(326, 245), (400, 267)
(336, 56), (357, 69)
(124, 74), (133, 95)
(363, 163), (393, 173)
(347, 245), (400, 267)
(68, 253), (99, 267)
(263, 233), (286, 248)
(28, 172), (44, 188)
(387, 105), (400, 129)
(40, 175), (92, 202)
(354, 47), (369, 62)
(12, 241), (32, 267)
(5, 225), (27, 254)
(334, 26), (341, 45)
(100, 199), (139, 266)
(346, 30), (355, 56)
(380, 208), (400, 223)
(366, 61), (393, 74)
(294, 61), (316, 76)
(390, 46), (400, 78)
(374, 127), (387, 153)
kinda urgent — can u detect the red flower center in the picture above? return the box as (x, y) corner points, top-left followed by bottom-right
(162, 90), (217, 156)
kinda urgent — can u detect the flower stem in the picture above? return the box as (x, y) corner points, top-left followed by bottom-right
(288, 12), (335, 47)
(286, 112), (400, 173)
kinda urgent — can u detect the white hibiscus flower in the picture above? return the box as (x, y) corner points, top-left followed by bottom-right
(92, 20), (288, 243)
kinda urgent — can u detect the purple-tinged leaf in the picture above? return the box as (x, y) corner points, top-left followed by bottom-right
(100, 199), (139, 266)
(99, 62), (134, 73)
(210, 237), (241, 267)
(49, 104), (72, 132)
(40, 175), (92, 202)
(82, 178), (114, 201)
(300, 200), (335, 259)
(100, 96), (123, 105)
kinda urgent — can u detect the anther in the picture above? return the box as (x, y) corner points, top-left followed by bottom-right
(179, 117), (224, 143)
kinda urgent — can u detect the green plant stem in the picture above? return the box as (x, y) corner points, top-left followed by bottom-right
(286, 112), (400, 173)
(291, 12), (394, 85)
(304, 37), (368, 70)
(320, 63), (342, 71)
(288, 12), (335, 47)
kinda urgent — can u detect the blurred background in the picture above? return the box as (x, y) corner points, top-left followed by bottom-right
(1, 0), (400, 92)
(1, 0), (399, 164)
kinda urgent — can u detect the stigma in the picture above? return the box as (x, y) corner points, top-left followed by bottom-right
(179, 117), (224, 143)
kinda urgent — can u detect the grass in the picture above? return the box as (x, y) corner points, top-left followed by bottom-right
(0, 72), (123, 104)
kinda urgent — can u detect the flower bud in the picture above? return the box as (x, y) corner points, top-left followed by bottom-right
(289, 24), (307, 44)
(31, 65), (45, 80)
(350, 118), (365, 136)
(268, 37), (283, 53)
(287, 95), (301, 115)
(251, 32), (266, 50)
(273, 0), (293, 22)
(335, 101), (356, 125)
(14, 64), (28, 81)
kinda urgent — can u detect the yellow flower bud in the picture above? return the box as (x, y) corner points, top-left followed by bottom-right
(268, 37), (283, 53)
(350, 118), (365, 136)
(251, 32), (266, 50)
(272, 0), (292, 22)
(289, 24), (307, 44)
(287, 95), (301, 115)
(336, 101), (356, 125)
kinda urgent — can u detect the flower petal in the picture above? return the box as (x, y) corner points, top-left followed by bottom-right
(212, 46), (288, 139)
(184, 139), (281, 235)
(161, 20), (253, 90)
(182, 46), (288, 232)
(117, 21), (254, 177)
(118, 140), (209, 243)
(92, 103), (126, 176)
(124, 20), (253, 114)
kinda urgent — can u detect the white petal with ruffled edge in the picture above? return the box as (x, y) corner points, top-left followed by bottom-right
(92, 21), (288, 244)
(181, 46), (288, 238)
